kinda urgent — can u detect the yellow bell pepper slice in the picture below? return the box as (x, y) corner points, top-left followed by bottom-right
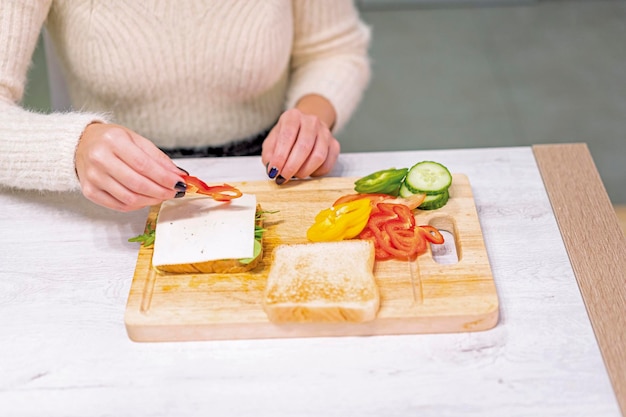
(307, 198), (372, 242)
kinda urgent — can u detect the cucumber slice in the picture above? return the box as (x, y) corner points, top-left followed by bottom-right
(404, 161), (452, 195)
(398, 182), (415, 198)
(418, 190), (449, 210)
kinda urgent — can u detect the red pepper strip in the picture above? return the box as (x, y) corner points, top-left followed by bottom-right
(394, 193), (426, 210)
(182, 175), (242, 201)
(368, 210), (397, 230)
(359, 228), (394, 260)
(375, 247), (395, 261)
(358, 203), (444, 261)
(385, 222), (425, 258)
(371, 221), (417, 260)
(390, 204), (416, 228)
(371, 203), (415, 229)
(358, 203), (418, 261)
(334, 193), (426, 211)
(418, 225), (445, 244)
(333, 193), (393, 207)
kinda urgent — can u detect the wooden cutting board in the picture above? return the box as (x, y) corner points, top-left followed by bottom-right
(125, 175), (498, 342)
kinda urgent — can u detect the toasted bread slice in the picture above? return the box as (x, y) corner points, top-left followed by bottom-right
(154, 246), (262, 274)
(263, 240), (379, 323)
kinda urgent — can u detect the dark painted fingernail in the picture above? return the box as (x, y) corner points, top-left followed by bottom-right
(176, 166), (189, 175)
(174, 181), (187, 192)
(268, 167), (278, 179)
(175, 191), (186, 198)
(275, 175), (286, 185)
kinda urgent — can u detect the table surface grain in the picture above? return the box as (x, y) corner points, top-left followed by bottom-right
(0, 145), (622, 417)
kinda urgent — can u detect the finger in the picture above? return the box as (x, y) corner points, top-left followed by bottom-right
(130, 132), (184, 175)
(261, 124), (280, 175)
(292, 131), (331, 179)
(105, 177), (167, 210)
(82, 185), (128, 212)
(80, 174), (156, 212)
(86, 185), (165, 212)
(265, 109), (300, 177)
(278, 114), (319, 182)
(112, 135), (184, 193)
(102, 154), (180, 201)
(310, 137), (340, 177)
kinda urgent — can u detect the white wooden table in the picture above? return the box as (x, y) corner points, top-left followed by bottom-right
(1, 144), (624, 417)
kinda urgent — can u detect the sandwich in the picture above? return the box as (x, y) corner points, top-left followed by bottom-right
(150, 192), (266, 274)
(263, 240), (380, 323)
(126, 174), (268, 274)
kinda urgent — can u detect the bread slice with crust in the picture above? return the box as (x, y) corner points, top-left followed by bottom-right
(151, 193), (263, 274)
(263, 240), (379, 323)
(154, 211), (263, 274)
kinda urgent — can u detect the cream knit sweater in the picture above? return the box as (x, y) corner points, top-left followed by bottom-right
(0, 0), (370, 192)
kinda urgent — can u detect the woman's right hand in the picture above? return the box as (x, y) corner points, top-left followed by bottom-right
(75, 123), (187, 212)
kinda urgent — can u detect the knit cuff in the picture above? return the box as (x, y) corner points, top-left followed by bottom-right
(0, 103), (110, 192)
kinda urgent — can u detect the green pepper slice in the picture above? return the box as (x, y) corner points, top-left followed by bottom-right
(354, 168), (408, 196)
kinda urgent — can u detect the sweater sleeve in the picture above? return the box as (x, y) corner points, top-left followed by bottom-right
(287, 0), (371, 133)
(0, 0), (109, 192)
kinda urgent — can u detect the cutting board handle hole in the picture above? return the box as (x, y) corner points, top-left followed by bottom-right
(427, 216), (460, 265)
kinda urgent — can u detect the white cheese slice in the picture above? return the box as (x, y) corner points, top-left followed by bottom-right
(152, 193), (257, 267)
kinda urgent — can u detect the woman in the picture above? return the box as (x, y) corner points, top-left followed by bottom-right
(0, 1), (370, 211)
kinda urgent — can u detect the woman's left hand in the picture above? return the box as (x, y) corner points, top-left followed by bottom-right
(261, 95), (339, 185)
